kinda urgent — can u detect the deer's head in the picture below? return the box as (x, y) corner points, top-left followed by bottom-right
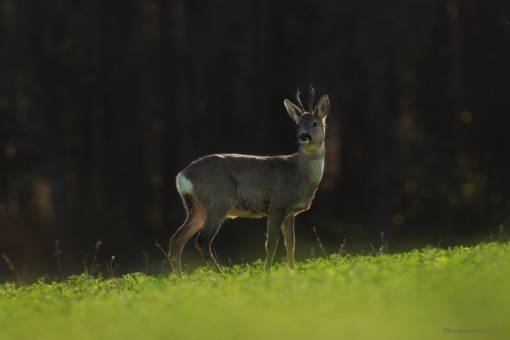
(284, 85), (330, 151)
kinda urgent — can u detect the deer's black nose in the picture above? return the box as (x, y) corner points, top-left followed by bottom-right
(299, 133), (312, 142)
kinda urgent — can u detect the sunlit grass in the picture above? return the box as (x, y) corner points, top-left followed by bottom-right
(1, 242), (508, 339)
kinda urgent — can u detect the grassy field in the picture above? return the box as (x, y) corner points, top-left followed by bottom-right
(0, 242), (508, 339)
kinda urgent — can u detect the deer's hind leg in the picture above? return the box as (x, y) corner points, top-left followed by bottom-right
(194, 201), (234, 274)
(169, 195), (207, 276)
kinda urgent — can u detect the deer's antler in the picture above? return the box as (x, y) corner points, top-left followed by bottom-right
(296, 87), (305, 113)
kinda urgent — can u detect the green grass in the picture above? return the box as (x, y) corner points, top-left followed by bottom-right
(1, 242), (509, 339)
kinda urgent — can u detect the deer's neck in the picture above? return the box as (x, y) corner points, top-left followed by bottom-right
(297, 143), (325, 185)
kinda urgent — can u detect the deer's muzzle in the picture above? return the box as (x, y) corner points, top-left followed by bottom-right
(298, 133), (312, 144)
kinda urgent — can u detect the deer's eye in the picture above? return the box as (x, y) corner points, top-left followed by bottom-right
(312, 122), (318, 127)
(297, 125), (300, 129)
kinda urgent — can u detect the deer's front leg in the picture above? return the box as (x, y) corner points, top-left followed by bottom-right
(265, 211), (285, 271)
(281, 215), (296, 269)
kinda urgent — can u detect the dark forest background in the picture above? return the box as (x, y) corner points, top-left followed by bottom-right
(1, 0), (509, 282)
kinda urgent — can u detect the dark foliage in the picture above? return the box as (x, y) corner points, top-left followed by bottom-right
(0, 0), (509, 282)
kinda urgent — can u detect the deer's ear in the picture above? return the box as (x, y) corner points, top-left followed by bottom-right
(284, 99), (302, 123)
(315, 95), (330, 119)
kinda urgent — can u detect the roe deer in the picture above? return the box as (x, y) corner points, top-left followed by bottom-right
(169, 85), (330, 275)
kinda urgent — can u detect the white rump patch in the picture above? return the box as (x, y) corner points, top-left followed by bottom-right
(176, 174), (193, 194)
